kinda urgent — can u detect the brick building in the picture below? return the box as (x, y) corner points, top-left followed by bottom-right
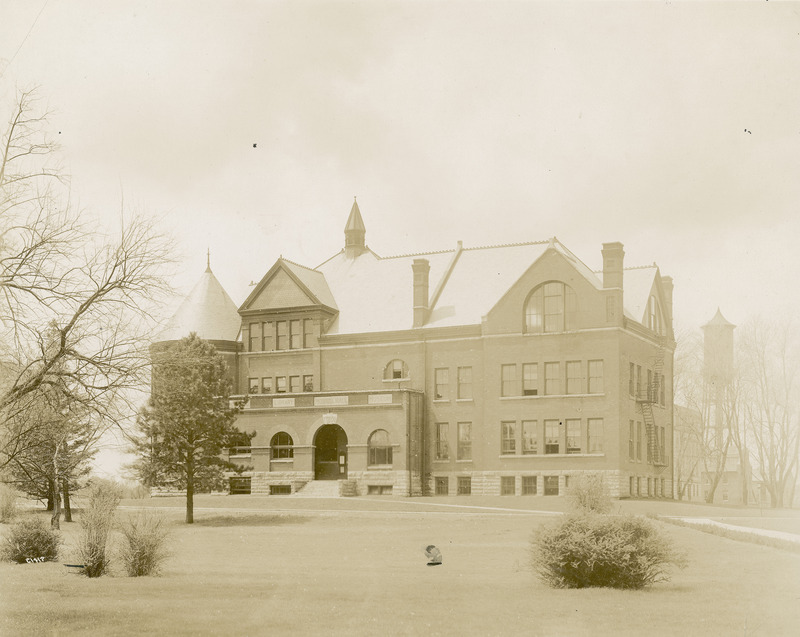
(159, 201), (675, 497)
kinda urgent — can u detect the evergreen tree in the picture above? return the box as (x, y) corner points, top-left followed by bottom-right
(131, 333), (250, 523)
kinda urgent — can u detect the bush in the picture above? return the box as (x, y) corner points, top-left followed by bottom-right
(119, 511), (171, 576)
(0, 483), (20, 523)
(566, 474), (612, 514)
(1, 516), (61, 563)
(77, 480), (122, 577)
(531, 514), (687, 589)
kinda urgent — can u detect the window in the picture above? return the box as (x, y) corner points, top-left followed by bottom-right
(248, 377), (259, 394)
(457, 367), (473, 400)
(637, 421), (643, 461)
(435, 423), (449, 460)
(544, 362), (561, 395)
(501, 476), (515, 496)
(290, 320), (302, 349)
(525, 281), (577, 333)
(434, 368), (449, 400)
(501, 364), (516, 397)
(457, 422), (472, 460)
(261, 377), (272, 393)
(368, 429), (392, 465)
(629, 420), (635, 460)
(544, 476), (559, 496)
(545, 420), (560, 454)
(659, 426), (665, 462)
(652, 371), (659, 403)
(566, 419), (581, 454)
(629, 363), (635, 397)
(606, 296), (616, 322)
(588, 360), (604, 394)
(457, 477), (472, 495)
(637, 477), (642, 496)
(229, 477), (251, 495)
(636, 365), (642, 398)
(566, 361), (582, 394)
(276, 376), (287, 393)
(271, 432), (294, 459)
(384, 359), (407, 380)
(303, 375), (313, 392)
(367, 485), (393, 495)
(276, 321), (288, 350)
(303, 318), (314, 348)
(647, 295), (665, 335)
(522, 476), (537, 495)
(588, 418), (604, 453)
(647, 478), (653, 497)
(501, 421), (516, 454)
(435, 477), (449, 495)
(289, 376), (300, 393)
(660, 373), (666, 406)
(522, 420), (537, 455)
(249, 322), (260, 352)
(270, 484), (291, 495)
(629, 476), (635, 496)
(262, 322), (274, 351)
(647, 369), (653, 401)
(523, 363), (538, 396)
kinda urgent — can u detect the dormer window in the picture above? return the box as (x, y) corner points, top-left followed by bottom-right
(384, 359), (408, 381)
(525, 281), (577, 333)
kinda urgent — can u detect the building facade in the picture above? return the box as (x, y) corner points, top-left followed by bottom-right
(159, 201), (675, 498)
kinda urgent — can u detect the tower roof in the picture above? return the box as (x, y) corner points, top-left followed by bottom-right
(159, 266), (241, 342)
(345, 198), (366, 233)
(702, 307), (736, 330)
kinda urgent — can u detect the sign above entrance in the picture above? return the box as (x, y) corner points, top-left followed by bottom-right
(323, 413), (338, 424)
(315, 395), (349, 407)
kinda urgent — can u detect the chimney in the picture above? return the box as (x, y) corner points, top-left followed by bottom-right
(662, 275), (674, 331)
(412, 258), (430, 328)
(601, 242), (624, 289)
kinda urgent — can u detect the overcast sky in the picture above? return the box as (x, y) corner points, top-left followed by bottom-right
(2, 0), (799, 337)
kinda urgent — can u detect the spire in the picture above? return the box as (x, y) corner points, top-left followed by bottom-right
(344, 197), (366, 258)
(206, 247), (211, 273)
(702, 307), (735, 330)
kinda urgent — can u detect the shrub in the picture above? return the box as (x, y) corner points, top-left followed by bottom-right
(566, 473), (612, 514)
(0, 483), (20, 523)
(531, 514), (687, 589)
(77, 480), (122, 577)
(1, 516), (61, 563)
(119, 511), (171, 576)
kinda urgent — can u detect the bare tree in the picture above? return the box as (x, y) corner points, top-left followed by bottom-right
(739, 318), (799, 508)
(0, 88), (173, 497)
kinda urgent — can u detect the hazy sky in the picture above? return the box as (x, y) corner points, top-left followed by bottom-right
(2, 0), (799, 336)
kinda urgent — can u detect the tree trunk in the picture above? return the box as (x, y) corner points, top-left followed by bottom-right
(186, 455), (194, 524)
(50, 478), (61, 530)
(63, 481), (72, 522)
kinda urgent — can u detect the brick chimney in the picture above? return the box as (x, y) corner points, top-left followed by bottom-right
(601, 242), (624, 289)
(412, 259), (430, 328)
(662, 275), (674, 331)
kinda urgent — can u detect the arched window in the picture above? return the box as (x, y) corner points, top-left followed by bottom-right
(271, 432), (293, 459)
(647, 296), (665, 336)
(368, 429), (392, 465)
(525, 281), (577, 333)
(383, 359), (408, 380)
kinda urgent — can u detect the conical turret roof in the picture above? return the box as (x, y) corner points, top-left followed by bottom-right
(345, 198), (366, 233)
(702, 307), (736, 330)
(159, 266), (241, 342)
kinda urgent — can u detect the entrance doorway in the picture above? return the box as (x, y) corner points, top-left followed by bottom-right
(314, 424), (348, 480)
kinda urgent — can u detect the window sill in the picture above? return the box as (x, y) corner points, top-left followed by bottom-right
(508, 453), (605, 459)
(383, 378), (410, 383)
(230, 454), (251, 459)
(270, 458), (294, 463)
(432, 459), (451, 463)
(455, 398), (474, 403)
(456, 459), (473, 463)
(500, 393), (605, 400)
(366, 465), (394, 470)
(432, 399), (450, 404)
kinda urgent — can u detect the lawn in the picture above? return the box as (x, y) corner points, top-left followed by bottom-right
(1, 498), (799, 636)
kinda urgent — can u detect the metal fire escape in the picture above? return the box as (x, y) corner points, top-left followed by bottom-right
(637, 341), (668, 467)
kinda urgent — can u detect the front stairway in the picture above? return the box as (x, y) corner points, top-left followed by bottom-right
(293, 480), (341, 498)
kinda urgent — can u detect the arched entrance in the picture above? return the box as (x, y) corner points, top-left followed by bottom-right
(314, 424), (348, 480)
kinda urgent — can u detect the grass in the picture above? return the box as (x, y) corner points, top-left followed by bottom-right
(1, 500), (799, 636)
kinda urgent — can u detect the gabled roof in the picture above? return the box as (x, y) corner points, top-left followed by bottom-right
(316, 238), (608, 334)
(160, 267), (240, 342)
(239, 257), (337, 313)
(621, 266), (658, 323)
